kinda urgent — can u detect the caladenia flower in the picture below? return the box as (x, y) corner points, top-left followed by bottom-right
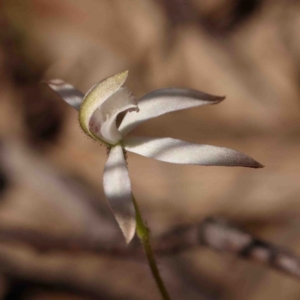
(46, 71), (263, 244)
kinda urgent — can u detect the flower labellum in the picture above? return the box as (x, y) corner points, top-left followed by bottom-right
(46, 71), (263, 243)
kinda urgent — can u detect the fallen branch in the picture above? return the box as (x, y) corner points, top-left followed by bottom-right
(0, 217), (299, 280)
(156, 217), (300, 278)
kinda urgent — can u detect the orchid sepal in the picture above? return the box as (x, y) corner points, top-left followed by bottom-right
(123, 136), (264, 168)
(119, 88), (225, 136)
(103, 144), (136, 243)
(44, 79), (84, 110)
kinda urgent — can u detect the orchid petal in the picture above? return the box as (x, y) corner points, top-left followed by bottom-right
(103, 145), (136, 243)
(89, 88), (138, 145)
(96, 88), (137, 145)
(79, 71), (128, 143)
(124, 137), (263, 168)
(119, 88), (225, 136)
(45, 79), (84, 110)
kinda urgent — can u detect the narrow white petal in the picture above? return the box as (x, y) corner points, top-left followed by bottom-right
(119, 88), (225, 136)
(79, 71), (128, 143)
(45, 79), (84, 110)
(124, 137), (263, 168)
(103, 145), (136, 243)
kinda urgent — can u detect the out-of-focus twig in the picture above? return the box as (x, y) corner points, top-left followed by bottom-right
(156, 217), (300, 279)
(0, 218), (300, 280)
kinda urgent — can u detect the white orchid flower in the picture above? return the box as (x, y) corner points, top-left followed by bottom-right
(46, 71), (263, 243)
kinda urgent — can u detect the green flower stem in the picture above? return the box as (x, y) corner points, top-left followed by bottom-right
(132, 195), (171, 300)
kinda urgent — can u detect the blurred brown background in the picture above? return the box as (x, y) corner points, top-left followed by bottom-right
(0, 0), (300, 299)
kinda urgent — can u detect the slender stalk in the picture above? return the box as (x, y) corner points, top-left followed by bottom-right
(132, 196), (171, 300)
